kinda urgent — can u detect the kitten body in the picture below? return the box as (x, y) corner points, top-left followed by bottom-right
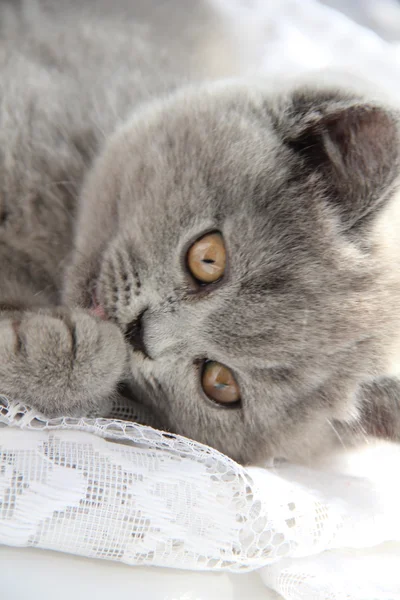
(1, 0), (400, 463)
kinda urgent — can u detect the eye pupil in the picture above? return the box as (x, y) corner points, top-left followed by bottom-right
(201, 360), (241, 406)
(186, 232), (226, 284)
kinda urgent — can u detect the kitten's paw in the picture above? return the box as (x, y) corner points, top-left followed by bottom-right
(0, 309), (128, 417)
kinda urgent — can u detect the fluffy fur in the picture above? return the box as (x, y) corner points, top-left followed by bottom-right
(1, 0), (400, 464)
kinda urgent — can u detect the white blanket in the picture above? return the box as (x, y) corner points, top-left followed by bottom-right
(1, 395), (400, 600)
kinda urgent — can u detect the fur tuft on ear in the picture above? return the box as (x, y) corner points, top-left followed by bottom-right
(282, 89), (400, 229)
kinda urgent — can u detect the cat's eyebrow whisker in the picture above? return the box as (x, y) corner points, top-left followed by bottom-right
(33, 284), (54, 298)
(43, 179), (79, 188)
(326, 418), (348, 450)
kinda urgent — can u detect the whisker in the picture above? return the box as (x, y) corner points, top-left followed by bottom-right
(326, 418), (348, 450)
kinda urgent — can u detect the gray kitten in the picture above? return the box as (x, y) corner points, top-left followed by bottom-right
(1, 0), (400, 464)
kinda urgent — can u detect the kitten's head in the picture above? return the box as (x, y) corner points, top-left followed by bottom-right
(65, 80), (400, 463)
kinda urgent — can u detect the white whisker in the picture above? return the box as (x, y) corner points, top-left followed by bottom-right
(326, 418), (347, 450)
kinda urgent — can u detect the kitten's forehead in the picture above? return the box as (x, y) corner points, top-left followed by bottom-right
(114, 84), (290, 218)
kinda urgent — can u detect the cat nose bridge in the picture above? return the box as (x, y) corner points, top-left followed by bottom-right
(144, 307), (201, 358)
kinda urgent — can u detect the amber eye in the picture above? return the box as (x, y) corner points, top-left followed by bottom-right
(201, 361), (241, 406)
(187, 232), (226, 284)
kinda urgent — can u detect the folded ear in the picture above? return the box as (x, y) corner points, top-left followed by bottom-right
(282, 89), (400, 230)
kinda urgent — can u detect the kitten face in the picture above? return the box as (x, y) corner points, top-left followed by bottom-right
(65, 81), (400, 463)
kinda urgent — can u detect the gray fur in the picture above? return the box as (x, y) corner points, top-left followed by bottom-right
(1, 0), (400, 464)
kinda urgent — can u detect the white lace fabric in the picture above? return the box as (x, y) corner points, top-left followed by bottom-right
(1, 397), (400, 600)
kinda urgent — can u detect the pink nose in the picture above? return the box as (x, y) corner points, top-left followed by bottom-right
(90, 289), (107, 320)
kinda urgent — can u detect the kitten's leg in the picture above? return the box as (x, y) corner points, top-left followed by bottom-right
(0, 307), (128, 417)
